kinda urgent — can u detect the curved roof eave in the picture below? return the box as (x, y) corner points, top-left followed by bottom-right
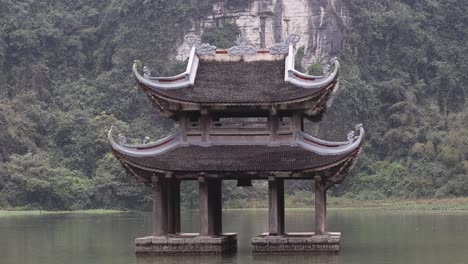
(284, 44), (340, 89)
(108, 127), (183, 157)
(296, 124), (364, 156)
(131, 46), (339, 106)
(137, 81), (334, 106)
(108, 124), (364, 161)
(132, 46), (199, 90)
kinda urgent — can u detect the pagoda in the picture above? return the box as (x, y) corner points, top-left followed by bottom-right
(108, 34), (364, 254)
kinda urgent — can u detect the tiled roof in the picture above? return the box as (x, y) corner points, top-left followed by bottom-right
(140, 60), (331, 104)
(114, 145), (354, 173)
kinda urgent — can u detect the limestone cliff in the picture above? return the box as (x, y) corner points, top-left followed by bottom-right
(178, 0), (349, 66)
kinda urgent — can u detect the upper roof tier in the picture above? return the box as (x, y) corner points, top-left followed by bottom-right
(132, 35), (340, 118)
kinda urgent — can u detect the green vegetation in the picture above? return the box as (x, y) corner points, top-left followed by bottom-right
(294, 46), (306, 71)
(0, 0), (201, 210)
(307, 62), (324, 76)
(319, 0), (467, 201)
(201, 22), (241, 48)
(0, 0), (466, 211)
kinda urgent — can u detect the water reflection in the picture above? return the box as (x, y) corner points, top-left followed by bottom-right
(137, 253), (339, 264)
(252, 253), (339, 264)
(137, 255), (226, 264)
(1, 210), (468, 264)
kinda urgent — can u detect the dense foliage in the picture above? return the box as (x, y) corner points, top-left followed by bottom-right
(322, 0), (468, 199)
(0, 0), (466, 210)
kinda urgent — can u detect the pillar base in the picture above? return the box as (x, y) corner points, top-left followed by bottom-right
(135, 233), (237, 254)
(251, 232), (340, 253)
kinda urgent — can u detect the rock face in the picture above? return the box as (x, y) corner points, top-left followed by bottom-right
(178, 0), (349, 65)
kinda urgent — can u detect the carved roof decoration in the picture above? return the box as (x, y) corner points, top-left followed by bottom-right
(228, 35), (257, 56)
(184, 33), (217, 56)
(270, 34), (301, 55)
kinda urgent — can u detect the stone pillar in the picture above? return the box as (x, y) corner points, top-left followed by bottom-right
(292, 112), (303, 132)
(152, 176), (168, 237)
(200, 109), (210, 144)
(179, 114), (188, 143)
(199, 178), (222, 236)
(269, 109), (279, 145)
(268, 178), (285, 236)
(213, 179), (222, 235)
(260, 16), (267, 48)
(167, 178), (181, 234)
(314, 176), (327, 235)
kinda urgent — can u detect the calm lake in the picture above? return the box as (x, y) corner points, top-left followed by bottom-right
(1, 209), (467, 264)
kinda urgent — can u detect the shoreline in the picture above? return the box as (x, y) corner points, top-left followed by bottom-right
(1, 198), (468, 216)
(0, 209), (126, 216)
(223, 197), (468, 211)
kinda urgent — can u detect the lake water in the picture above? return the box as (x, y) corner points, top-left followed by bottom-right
(1, 209), (467, 264)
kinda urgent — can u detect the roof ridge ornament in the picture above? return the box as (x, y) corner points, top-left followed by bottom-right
(134, 60), (153, 78)
(184, 33), (217, 56)
(110, 125), (128, 146)
(118, 133), (127, 145)
(347, 124), (363, 142)
(143, 66), (151, 77)
(324, 56), (338, 74)
(346, 131), (355, 142)
(270, 34), (301, 55)
(355, 123), (363, 131)
(228, 35), (257, 56)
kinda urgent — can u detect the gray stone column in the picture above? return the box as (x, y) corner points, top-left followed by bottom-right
(268, 178), (285, 236)
(179, 114), (188, 143)
(213, 179), (222, 235)
(152, 176), (168, 237)
(167, 178), (181, 234)
(315, 176), (327, 235)
(260, 16), (267, 48)
(199, 178), (222, 236)
(200, 109), (210, 144)
(292, 112), (303, 132)
(269, 112), (279, 144)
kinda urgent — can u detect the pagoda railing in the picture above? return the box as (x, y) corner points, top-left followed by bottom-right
(212, 120), (268, 129)
(187, 118), (292, 136)
(278, 119), (292, 134)
(211, 119), (269, 135)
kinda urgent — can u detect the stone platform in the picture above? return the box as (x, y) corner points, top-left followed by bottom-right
(251, 232), (341, 253)
(135, 233), (237, 254)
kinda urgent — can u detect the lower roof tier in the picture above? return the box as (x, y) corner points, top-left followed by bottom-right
(109, 125), (364, 181)
(114, 145), (354, 173)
